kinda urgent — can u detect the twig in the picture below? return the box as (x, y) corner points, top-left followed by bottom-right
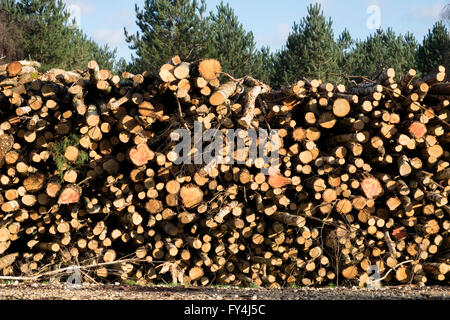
(0, 258), (143, 282)
(220, 72), (240, 82)
(257, 96), (272, 131)
(384, 228), (397, 257)
(173, 92), (191, 133)
(77, 176), (93, 187)
(367, 260), (414, 287)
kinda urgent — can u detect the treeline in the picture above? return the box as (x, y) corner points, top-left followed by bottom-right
(0, 0), (117, 71)
(1, 0), (449, 87)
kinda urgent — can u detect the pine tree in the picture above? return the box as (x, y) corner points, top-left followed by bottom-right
(416, 21), (449, 76)
(336, 28), (353, 76)
(254, 46), (275, 84)
(343, 28), (418, 79)
(65, 31), (117, 71)
(337, 29), (353, 52)
(9, 0), (73, 70)
(273, 3), (340, 88)
(403, 32), (419, 73)
(0, 0), (117, 71)
(0, 8), (24, 63)
(125, 0), (209, 73)
(114, 57), (130, 74)
(206, 1), (263, 79)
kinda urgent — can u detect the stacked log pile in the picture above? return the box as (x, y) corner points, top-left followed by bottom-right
(0, 58), (448, 288)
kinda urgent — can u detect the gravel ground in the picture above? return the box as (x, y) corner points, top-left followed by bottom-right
(0, 283), (449, 300)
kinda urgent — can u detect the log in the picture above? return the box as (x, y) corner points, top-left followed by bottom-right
(58, 185), (82, 204)
(64, 146), (79, 163)
(409, 121), (427, 139)
(238, 82), (270, 128)
(360, 177), (383, 199)
(7, 62), (22, 77)
(129, 144), (154, 167)
(270, 212), (306, 228)
(0, 59), (447, 289)
(209, 81), (238, 106)
(180, 185), (203, 208)
(342, 265), (358, 279)
(332, 98), (351, 117)
(23, 173), (45, 193)
(0, 252), (18, 270)
(197, 59), (221, 81)
(173, 62), (190, 80)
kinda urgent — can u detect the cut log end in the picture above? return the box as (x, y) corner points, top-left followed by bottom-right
(23, 173), (45, 193)
(189, 266), (204, 281)
(292, 128), (306, 141)
(0, 228), (10, 242)
(336, 199), (353, 214)
(145, 199), (163, 214)
(87, 60), (99, 70)
(180, 185), (204, 208)
(64, 146), (79, 163)
(409, 122), (427, 139)
(361, 177), (383, 199)
(129, 144), (154, 167)
(7, 61), (22, 77)
(333, 98), (351, 117)
(342, 265), (358, 279)
(268, 174), (291, 189)
(198, 59), (221, 81)
(58, 185), (81, 204)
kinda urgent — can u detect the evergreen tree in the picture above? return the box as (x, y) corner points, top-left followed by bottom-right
(0, 8), (24, 63)
(273, 3), (340, 88)
(403, 32), (419, 73)
(65, 31), (117, 71)
(343, 28), (418, 79)
(254, 46), (276, 84)
(416, 21), (449, 76)
(336, 28), (353, 75)
(206, 1), (262, 79)
(125, 0), (268, 81)
(0, 0), (117, 71)
(337, 29), (353, 52)
(125, 0), (209, 73)
(114, 57), (130, 75)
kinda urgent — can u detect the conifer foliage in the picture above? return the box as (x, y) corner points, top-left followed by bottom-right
(0, 0), (117, 71)
(206, 1), (262, 79)
(125, 0), (210, 73)
(125, 0), (267, 79)
(416, 21), (450, 76)
(343, 28), (418, 80)
(0, 1), (449, 86)
(273, 4), (340, 88)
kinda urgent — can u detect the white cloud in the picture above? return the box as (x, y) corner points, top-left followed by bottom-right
(93, 29), (125, 46)
(410, 1), (446, 20)
(63, 0), (95, 15)
(63, 0), (95, 28)
(256, 23), (291, 50)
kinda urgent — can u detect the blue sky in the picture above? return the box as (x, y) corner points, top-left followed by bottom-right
(63, 0), (448, 62)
